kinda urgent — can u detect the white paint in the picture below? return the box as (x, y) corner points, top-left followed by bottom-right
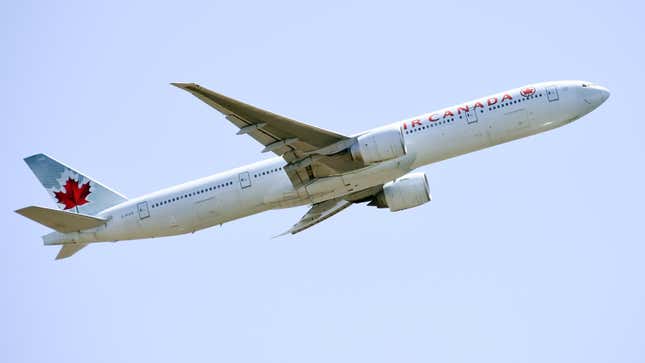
(42, 80), (609, 246)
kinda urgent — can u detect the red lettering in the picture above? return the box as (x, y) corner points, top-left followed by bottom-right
(411, 119), (422, 127)
(443, 110), (454, 118)
(487, 97), (498, 106)
(473, 101), (484, 109)
(428, 114), (440, 122)
(501, 93), (512, 102)
(457, 105), (470, 114)
(402, 122), (408, 129)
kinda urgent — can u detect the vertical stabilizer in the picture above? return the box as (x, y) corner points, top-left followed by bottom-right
(24, 154), (127, 215)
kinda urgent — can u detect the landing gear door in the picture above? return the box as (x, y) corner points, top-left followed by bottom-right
(239, 171), (251, 189)
(137, 201), (150, 220)
(546, 87), (559, 102)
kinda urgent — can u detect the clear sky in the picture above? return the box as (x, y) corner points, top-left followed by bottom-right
(2, 1), (644, 362)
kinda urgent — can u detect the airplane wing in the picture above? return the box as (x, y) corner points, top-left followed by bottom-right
(276, 198), (353, 236)
(276, 185), (385, 236)
(172, 82), (364, 186)
(171, 83), (351, 162)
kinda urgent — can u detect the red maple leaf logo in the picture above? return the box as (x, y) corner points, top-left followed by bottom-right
(520, 87), (536, 96)
(54, 178), (91, 210)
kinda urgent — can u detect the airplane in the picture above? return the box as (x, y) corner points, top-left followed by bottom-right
(16, 80), (609, 259)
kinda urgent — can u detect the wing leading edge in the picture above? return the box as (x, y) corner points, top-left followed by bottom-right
(171, 83), (348, 161)
(172, 82), (365, 187)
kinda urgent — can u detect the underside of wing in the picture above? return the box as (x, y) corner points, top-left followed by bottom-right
(276, 198), (353, 236)
(276, 185), (385, 236)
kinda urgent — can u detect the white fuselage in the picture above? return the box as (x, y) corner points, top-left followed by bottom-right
(44, 80), (609, 246)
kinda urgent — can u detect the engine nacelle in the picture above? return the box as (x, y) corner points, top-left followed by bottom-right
(350, 124), (406, 164)
(371, 173), (431, 212)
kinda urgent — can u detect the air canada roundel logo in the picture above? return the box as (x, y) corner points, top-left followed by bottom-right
(520, 87), (536, 97)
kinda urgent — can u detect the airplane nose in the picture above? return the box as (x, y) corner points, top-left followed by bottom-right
(596, 85), (610, 103)
(581, 84), (610, 109)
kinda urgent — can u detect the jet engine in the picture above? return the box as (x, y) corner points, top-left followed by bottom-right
(350, 124), (406, 164)
(369, 172), (431, 212)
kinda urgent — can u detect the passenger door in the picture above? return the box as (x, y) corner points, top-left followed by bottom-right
(465, 106), (478, 124)
(239, 171), (251, 189)
(546, 87), (559, 102)
(137, 201), (150, 220)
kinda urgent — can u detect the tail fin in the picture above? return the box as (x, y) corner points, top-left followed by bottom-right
(24, 153), (127, 215)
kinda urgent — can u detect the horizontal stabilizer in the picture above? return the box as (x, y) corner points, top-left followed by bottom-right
(56, 243), (88, 260)
(16, 206), (107, 233)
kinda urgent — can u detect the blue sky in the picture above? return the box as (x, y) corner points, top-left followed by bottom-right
(2, 1), (644, 362)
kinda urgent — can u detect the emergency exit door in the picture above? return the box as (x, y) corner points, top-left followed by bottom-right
(465, 106), (478, 124)
(137, 201), (150, 219)
(239, 171), (251, 189)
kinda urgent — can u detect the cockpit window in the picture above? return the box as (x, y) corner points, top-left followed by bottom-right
(582, 83), (589, 88)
